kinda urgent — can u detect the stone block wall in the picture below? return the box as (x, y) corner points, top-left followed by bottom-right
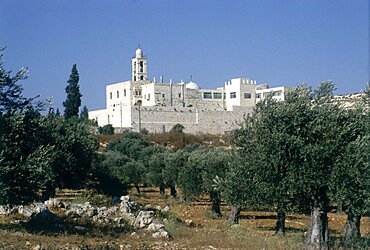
(130, 106), (253, 134)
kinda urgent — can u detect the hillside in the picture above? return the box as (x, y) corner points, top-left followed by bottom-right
(0, 187), (369, 249)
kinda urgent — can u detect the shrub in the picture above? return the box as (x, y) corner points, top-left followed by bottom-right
(98, 124), (114, 135)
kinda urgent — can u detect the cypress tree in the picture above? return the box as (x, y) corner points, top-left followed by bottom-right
(79, 105), (89, 121)
(63, 64), (81, 119)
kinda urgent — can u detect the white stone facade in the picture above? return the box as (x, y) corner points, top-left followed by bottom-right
(89, 48), (286, 134)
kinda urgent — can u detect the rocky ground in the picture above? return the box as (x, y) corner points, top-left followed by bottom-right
(0, 188), (369, 249)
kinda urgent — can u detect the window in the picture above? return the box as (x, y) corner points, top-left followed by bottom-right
(124, 89), (126, 97)
(134, 76), (136, 81)
(117, 91), (119, 98)
(139, 61), (144, 73)
(213, 92), (222, 99)
(244, 92), (252, 99)
(110, 92), (112, 99)
(273, 90), (283, 96)
(162, 94), (165, 98)
(178, 93), (182, 98)
(256, 93), (261, 99)
(230, 92), (236, 98)
(140, 75), (144, 80)
(203, 92), (212, 99)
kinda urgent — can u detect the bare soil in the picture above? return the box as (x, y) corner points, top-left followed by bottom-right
(0, 187), (369, 249)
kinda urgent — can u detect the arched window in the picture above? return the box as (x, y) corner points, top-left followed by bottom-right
(117, 91), (119, 98)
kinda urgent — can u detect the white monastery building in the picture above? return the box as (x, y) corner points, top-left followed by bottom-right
(89, 48), (286, 134)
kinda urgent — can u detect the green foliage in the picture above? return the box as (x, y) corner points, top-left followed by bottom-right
(0, 110), (60, 204)
(96, 131), (152, 194)
(40, 116), (98, 188)
(79, 105), (89, 121)
(222, 153), (264, 210)
(63, 64), (82, 119)
(329, 92), (370, 217)
(225, 86), (313, 214)
(106, 132), (149, 160)
(0, 50), (98, 204)
(177, 154), (203, 199)
(0, 47), (40, 116)
(178, 147), (229, 199)
(98, 151), (132, 195)
(98, 124), (114, 135)
(170, 123), (185, 133)
(145, 146), (167, 188)
(227, 81), (369, 246)
(0, 50), (54, 204)
(163, 150), (186, 188)
(90, 154), (125, 196)
(140, 127), (149, 135)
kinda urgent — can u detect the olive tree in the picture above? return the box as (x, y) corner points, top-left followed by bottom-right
(329, 88), (370, 243)
(224, 86), (311, 231)
(178, 147), (230, 217)
(0, 49), (56, 204)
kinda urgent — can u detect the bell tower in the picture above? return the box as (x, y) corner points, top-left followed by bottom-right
(132, 47), (147, 81)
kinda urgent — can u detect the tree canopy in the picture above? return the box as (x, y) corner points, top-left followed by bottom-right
(63, 64), (82, 119)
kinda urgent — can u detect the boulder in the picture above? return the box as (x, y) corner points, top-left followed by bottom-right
(152, 228), (170, 239)
(31, 209), (63, 225)
(147, 221), (164, 232)
(44, 198), (60, 208)
(120, 195), (138, 214)
(86, 208), (97, 217)
(32, 202), (47, 214)
(0, 205), (14, 215)
(132, 210), (154, 228)
(161, 205), (170, 213)
(18, 205), (34, 218)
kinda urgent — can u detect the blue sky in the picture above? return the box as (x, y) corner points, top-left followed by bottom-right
(1, 0), (368, 111)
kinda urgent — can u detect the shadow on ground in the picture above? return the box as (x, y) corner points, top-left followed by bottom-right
(0, 210), (130, 237)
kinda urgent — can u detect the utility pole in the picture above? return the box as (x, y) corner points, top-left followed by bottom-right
(138, 101), (142, 132)
(120, 102), (122, 128)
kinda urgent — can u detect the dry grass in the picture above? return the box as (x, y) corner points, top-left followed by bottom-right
(144, 132), (230, 150)
(0, 187), (369, 249)
(94, 132), (230, 152)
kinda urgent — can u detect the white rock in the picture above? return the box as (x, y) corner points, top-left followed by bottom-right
(132, 210), (154, 228)
(161, 205), (170, 213)
(152, 228), (170, 239)
(147, 222), (164, 232)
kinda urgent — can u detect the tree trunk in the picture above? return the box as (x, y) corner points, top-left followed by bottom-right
(159, 184), (165, 196)
(344, 211), (361, 242)
(179, 194), (187, 202)
(228, 205), (241, 225)
(305, 205), (329, 249)
(135, 184), (141, 195)
(210, 192), (222, 217)
(170, 185), (177, 198)
(275, 210), (286, 234)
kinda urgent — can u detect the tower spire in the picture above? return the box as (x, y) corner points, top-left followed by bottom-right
(132, 47), (147, 81)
